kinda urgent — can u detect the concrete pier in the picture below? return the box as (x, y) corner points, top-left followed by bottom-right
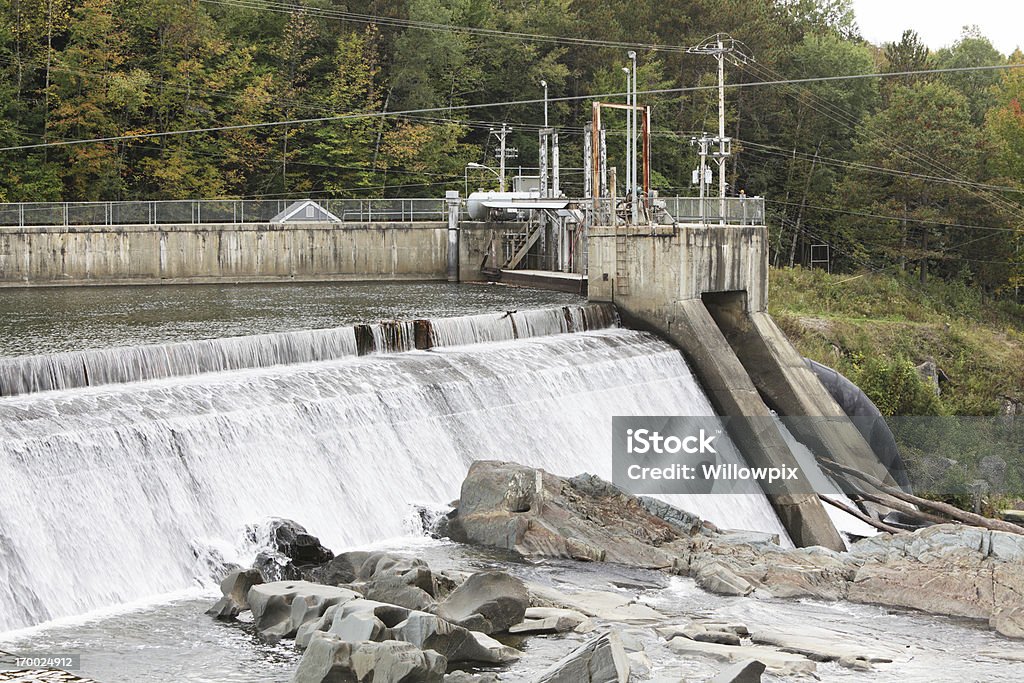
(588, 222), (890, 549)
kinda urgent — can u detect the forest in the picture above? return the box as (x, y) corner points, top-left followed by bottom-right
(1, 0), (1022, 293)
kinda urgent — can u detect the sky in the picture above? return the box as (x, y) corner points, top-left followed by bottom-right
(850, 0), (1023, 56)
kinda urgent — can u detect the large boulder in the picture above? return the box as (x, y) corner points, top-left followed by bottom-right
(390, 611), (521, 664)
(246, 518), (334, 582)
(293, 633), (446, 683)
(305, 551), (443, 611)
(206, 568), (263, 619)
(535, 631), (630, 683)
(303, 551), (374, 585)
(296, 597), (520, 665)
(435, 570), (528, 634)
(445, 461), (688, 568)
(248, 581), (360, 643)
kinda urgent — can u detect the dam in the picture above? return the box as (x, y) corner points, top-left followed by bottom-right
(0, 193), (883, 627)
(3, 196), (1009, 683)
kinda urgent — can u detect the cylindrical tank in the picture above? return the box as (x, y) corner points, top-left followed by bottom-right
(466, 191), (541, 221)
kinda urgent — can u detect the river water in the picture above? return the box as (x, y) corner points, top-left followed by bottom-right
(0, 281), (582, 356)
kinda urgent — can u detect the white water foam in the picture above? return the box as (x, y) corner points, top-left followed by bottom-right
(0, 328), (786, 631)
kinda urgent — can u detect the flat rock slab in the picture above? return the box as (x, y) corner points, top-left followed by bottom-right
(530, 587), (665, 624)
(750, 626), (897, 663)
(667, 638), (817, 675)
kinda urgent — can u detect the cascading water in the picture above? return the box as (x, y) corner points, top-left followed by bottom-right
(0, 318), (787, 633)
(0, 304), (615, 397)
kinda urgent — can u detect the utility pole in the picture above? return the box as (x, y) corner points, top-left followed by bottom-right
(541, 80), (548, 129)
(621, 67), (630, 209)
(687, 34), (752, 225)
(489, 124), (511, 192)
(628, 51), (638, 225)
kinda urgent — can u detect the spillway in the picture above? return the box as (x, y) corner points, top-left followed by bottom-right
(0, 303), (616, 397)
(0, 313), (787, 632)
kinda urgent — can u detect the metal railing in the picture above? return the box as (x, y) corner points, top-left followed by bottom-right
(0, 195), (765, 228)
(0, 198), (449, 227)
(660, 196), (765, 225)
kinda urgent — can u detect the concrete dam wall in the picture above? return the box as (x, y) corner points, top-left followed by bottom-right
(588, 222), (896, 550)
(0, 222), (457, 286)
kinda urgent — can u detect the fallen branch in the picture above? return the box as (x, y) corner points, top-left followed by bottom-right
(850, 490), (949, 526)
(818, 494), (902, 534)
(817, 457), (1024, 536)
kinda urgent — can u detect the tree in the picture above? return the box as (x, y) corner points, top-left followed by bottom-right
(837, 82), (983, 282)
(933, 27), (1005, 125)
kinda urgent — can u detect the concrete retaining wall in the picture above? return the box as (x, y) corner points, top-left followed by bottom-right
(0, 222), (454, 286)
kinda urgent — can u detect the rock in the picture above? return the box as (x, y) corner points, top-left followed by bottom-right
(293, 633), (446, 683)
(524, 610), (589, 630)
(636, 497), (703, 535)
(436, 570), (528, 634)
(535, 631), (631, 683)
(709, 658), (766, 683)
(509, 616), (579, 634)
(247, 581), (359, 643)
(716, 530), (780, 548)
(915, 359), (940, 396)
(247, 519), (333, 582)
(693, 562), (754, 597)
(363, 574), (437, 612)
(838, 655), (872, 671)
(331, 608), (388, 643)
(255, 551), (303, 582)
(626, 650), (651, 677)
(693, 630), (741, 646)
(295, 597), (520, 664)
(445, 461), (685, 568)
(389, 611), (521, 664)
(443, 674), (499, 683)
(302, 551), (373, 585)
(699, 622), (749, 637)
(1002, 510), (1024, 524)
(206, 568), (263, 619)
(666, 638), (816, 675)
(528, 586), (666, 624)
(749, 627), (895, 663)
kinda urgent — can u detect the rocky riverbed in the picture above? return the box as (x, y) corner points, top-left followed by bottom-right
(196, 460), (1024, 682)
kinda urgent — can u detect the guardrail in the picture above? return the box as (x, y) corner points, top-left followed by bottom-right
(0, 198), (449, 227)
(660, 196), (765, 225)
(0, 195), (766, 228)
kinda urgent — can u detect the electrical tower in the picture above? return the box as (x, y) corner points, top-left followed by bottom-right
(687, 33), (753, 224)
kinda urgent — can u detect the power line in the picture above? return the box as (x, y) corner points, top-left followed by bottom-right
(740, 142), (1024, 194)
(764, 198), (1019, 234)
(2, 62), (1021, 154)
(199, 0), (703, 54)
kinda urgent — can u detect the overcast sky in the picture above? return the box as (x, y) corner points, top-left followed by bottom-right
(850, 0), (1023, 56)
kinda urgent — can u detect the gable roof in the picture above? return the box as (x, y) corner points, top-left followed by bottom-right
(271, 200), (341, 223)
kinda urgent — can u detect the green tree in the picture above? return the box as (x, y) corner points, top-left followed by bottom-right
(837, 82), (982, 283)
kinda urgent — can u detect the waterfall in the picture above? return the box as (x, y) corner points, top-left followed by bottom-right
(0, 327), (786, 632)
(0, 304), (615, 397)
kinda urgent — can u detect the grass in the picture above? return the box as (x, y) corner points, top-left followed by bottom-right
(769, 267), (1024, 416)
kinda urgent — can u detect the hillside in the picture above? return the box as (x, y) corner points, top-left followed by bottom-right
(769, 266), (1024, 416)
